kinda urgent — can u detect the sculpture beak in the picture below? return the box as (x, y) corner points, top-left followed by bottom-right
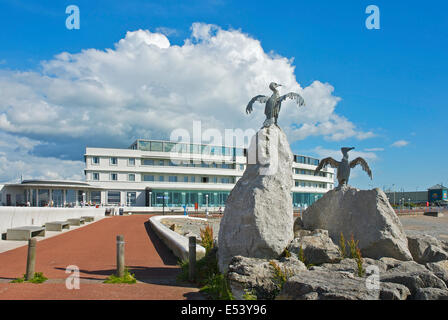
(350, 147), (355, 151)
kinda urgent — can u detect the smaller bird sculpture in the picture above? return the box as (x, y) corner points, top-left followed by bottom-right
(246, 82), (305, 128)
(314, 147), (372, 188)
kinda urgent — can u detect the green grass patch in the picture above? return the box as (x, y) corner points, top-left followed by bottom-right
(10, 272), (48, 284)
(104, 268), (137, 284)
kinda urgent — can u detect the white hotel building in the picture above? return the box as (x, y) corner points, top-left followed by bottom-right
(83, 138), (335, 209)
(0, 138), (334, 209)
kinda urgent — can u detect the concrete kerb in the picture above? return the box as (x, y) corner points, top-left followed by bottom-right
(149, 215), (206, 261)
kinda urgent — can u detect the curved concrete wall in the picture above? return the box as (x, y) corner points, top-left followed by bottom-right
(149, 215), (206, 261)
(0, 207), (105, 234)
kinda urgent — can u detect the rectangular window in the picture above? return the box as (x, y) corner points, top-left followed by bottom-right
(138, 141), (151, 151)
(92, 157), (100, 165)
(143, 175), (154, 182)
(168, 176), (178, 182)
(110, 173), (118, 181)
(159, 176), (164, 182)
(184, 176), (188, 183)
(164, 142), (175, 152)
(159, 160), (165, 166)
(107, 191), (121, 204)
(110, 157), (118, 165)
(92, 172), (99, 181)
(128, 174), (135, 181)
(150, 141), (163, 152)
(128, 158), (135, 166)
(142, 159), (154, 165)
(126, 192), (136, 206)
(91, 191), (101, 204)
(191, 176), (196, 183)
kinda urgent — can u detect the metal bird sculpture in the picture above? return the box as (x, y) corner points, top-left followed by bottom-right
(246, 82), (305, 127)
(314, 147), (372, 188)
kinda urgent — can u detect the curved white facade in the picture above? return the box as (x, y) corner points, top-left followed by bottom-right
(84, 139), (334, 209)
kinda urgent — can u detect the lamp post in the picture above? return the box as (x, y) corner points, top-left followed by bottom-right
(149, 191), (152, 207)
(408, 198), (411, 210)
(205, 194), (209, 216)
(82, 192), (86, 207)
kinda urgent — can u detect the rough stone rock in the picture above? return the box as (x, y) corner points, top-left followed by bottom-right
(293, 216), (304, 235)
(407, 235), (448, 264)
(310, 258), (388, 275)
(302, 186), (412, 261)
(426, 260), (448, 286)
(380, 269), (447, 297)
(277, 270), (409, 300)
(287, 229), (341, 265)
(414, 288), (448, 300)
(218, 125), (294, 273)
(227, 255), (307, 300)
(379, 282), (411, 300)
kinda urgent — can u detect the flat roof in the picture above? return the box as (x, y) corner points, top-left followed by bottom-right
(5, 180), (105, 190)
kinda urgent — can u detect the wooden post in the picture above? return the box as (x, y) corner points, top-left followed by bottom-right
(116, 235), (125, 278)
(25, 238), (37, 281)
(189, 236), (196, 282)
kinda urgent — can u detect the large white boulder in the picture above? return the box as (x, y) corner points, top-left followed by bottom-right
(302, 186), (413, 261)
(218, 125), (294, 273)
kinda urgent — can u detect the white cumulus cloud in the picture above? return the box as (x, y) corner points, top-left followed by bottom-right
(391, 140), (409, 148)
(0, 23), (374, 181)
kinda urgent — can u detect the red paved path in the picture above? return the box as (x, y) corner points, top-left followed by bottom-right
(0, 215), (203, 300)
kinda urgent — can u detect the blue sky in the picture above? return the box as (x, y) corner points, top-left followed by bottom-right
(0, 0), (447, 191)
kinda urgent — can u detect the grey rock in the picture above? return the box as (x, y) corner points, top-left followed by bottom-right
(227, 255), (306, 300)
(302, 186), (413, 261)
(414, 288), (448, 300)
(407, 234), (448, 264)
(426, 260), (448, 286)
(218, 125), (294, 273)
(277, 270), (401, 300)
(293, 216), (304, 235)
(310, 258), (388, 275)
(379, 282), (411, 300)
(287, 229), (341, 265)
(380, 270), (447, 297)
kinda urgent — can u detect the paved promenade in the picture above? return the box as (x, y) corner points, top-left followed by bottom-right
(0, 215), (203, 299)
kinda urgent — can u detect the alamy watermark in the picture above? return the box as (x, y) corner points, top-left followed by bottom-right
(365, 5), (380, 30)
(66, 5), (80, 30)
(65, 265), (80, 290)
(168, 121), (280, 175)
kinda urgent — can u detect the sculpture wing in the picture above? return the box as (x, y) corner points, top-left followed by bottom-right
(278, 92), (305, 107)
(350, 157), (373, 179)
(314, 157), (339, 175)
(246, 95), (268, 114)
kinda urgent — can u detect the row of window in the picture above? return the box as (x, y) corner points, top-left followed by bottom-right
(294, 168), (333, 178)
(106, 189), (324, 208)
(90, 156), (243, 170)
(130, 140), (245, 157)
(294, 180), (333, 189)
(91, 172), (235, 184)
(91, 155), (323, 170)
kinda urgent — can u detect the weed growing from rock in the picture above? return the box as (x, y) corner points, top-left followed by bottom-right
(269, 260), (292, 297)
(199, 224), (214, 255)
(338, 232), (347, 258)
(347, 234), (365, 277)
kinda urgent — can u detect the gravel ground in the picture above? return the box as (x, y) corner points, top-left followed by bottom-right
(160, 217), (221, 241)
(161, 214), (448, 242)
(399, 214), (448, 240)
